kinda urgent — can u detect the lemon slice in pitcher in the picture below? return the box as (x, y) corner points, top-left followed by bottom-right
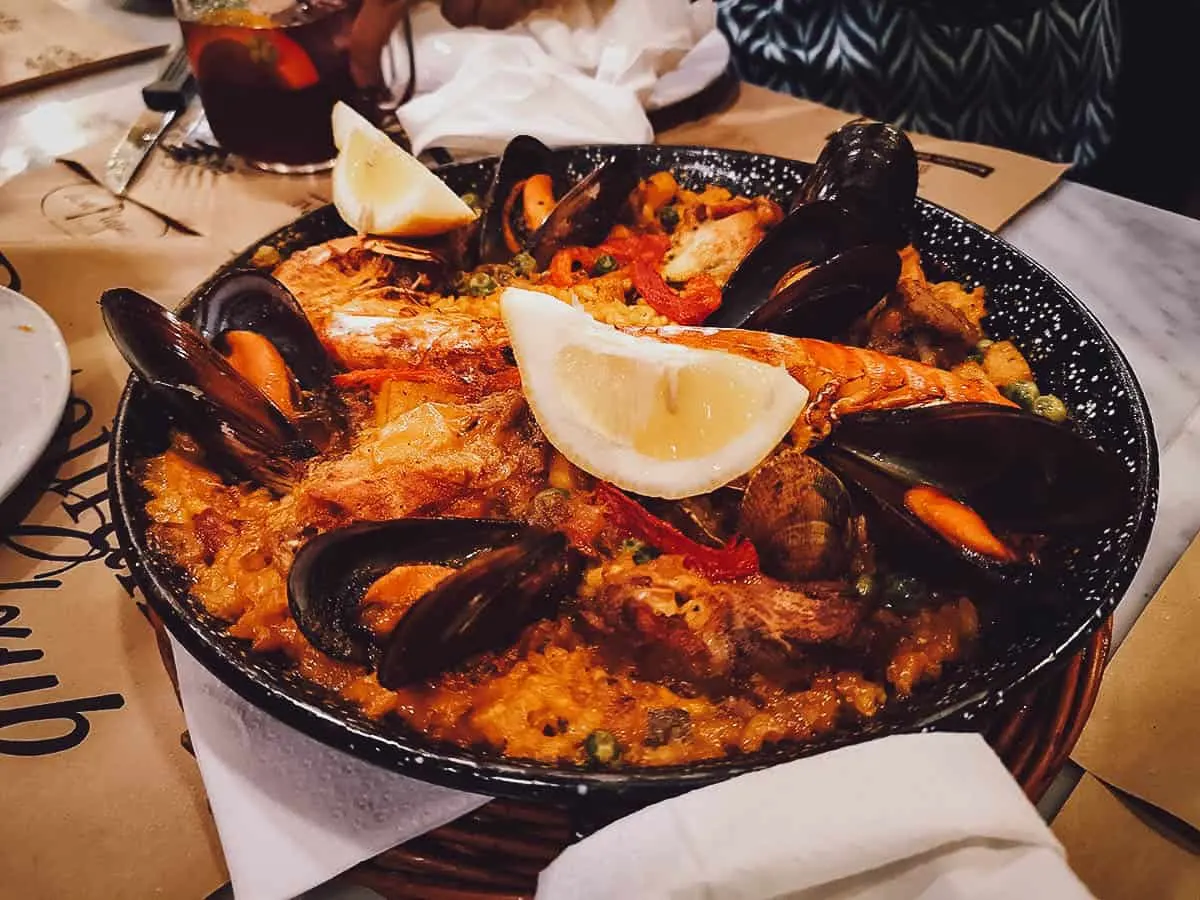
(330, 102), (477, 237)
(501, 288), (809, 499)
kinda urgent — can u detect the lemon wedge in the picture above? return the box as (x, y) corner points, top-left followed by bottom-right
(330, 101), (477, 237)
(501, 288), (809, 499)
(331, 100), (372, 151)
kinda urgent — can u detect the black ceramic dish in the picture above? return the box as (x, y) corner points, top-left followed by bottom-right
(109, 145), (1157, 806)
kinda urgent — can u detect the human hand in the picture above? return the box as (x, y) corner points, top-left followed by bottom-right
(441, 0), (542, 29)
(350, 0), (544, 88)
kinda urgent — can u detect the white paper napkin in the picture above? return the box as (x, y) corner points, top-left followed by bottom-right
(174, 630), (1096, 900)
(537, 732), (1096, 900)
(170, 638), (489, 900)
(389, 0), (720, 157)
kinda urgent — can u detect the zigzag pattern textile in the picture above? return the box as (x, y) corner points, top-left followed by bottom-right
(715, 0), (1120, 167)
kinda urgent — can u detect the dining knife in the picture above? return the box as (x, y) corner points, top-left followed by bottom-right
(103, 47), (197, 197)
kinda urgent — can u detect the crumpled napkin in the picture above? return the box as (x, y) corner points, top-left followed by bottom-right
(389, 0), (720, 156)
(170, 638), (488, 900)
(172, 636), (1095, 900)
(536, 733), (1096, 900)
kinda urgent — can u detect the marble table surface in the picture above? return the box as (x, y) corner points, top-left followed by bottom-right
(5, 0), (1200, 893)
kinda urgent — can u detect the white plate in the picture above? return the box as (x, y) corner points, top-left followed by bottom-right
(0, 286), (71, 505)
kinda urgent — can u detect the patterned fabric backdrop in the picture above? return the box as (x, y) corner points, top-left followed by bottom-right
(715, 0), (1121, 168)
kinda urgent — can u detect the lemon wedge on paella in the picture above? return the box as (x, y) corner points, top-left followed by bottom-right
(330, 102), (477, 237)
(501, 288), (809, 500)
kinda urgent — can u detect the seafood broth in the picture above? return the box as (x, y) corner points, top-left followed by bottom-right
(179, 1), (360, 170)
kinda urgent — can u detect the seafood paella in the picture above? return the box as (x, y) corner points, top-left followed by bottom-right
(104, 123), (1129, 769)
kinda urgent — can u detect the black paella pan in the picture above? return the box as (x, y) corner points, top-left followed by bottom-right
(108, 145), (1157, 805)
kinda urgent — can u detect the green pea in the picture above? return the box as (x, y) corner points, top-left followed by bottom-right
(619, 538), (660, 565)
(510, 251), (537, 277)
(633, 545), (661, 565)
(460, 192), (480, 210)
(1002, 380), (1040, 410)
(975, 338), (994, 353)
(658, 205), (680, 232)
(618, 538), (642, 554)
(583, 730), (621, 766)
(1032, 394), (1068, 423)
(882, 573), (929, 609)
(465, 272), (498, 296)
(854, 574), (877, 600)
(591, 254), (618, 276)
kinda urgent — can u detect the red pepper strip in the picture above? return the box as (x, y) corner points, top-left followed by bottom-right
(597, 233), (671, 266)
(630, 259), (715, 325)
(678, 274), (722, 321)
(595, 482), (760, 582)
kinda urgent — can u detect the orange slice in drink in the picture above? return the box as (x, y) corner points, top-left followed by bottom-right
(186, 15), (319, 90)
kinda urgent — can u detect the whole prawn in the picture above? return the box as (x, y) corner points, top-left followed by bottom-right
(639, 325), (1015, 445)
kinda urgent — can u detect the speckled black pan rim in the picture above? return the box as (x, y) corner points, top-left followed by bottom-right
(108, 145), (1158, 806)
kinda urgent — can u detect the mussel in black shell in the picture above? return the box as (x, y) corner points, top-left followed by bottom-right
(526, 147), (641, 270)
(103, 287), (314, 492)
(791, 120), (919, 249)
(101, 271), (344, 492)
(189, 269), (335, 393)
(285, 518), (585, 687)
(738, 244), (901, 338)
(474, 138), (640, 271)
(711, 202), (901, 339)
(812, 402), (1134, 586)
(476, 135), (559, 265)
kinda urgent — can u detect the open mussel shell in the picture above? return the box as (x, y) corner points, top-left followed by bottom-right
(791, 121), (918, 249)
(709, 200), (878, 332)
(188, 269), (337, 393)
(476, 134), (557, 266)
(814, 402), (1134, 585)
(741, 244), (900, 338)
(528, 147), (641, 270)
(101, 287), (314, 492)
(187, 268), (347, 450)
(287, 518), (526, 666)
(378, 528), (585, 688)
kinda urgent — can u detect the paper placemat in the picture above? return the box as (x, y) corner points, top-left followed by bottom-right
(1053, 774), (1200, 900)
(0, 0), (166, 99)
(58, 140), (333, 253)
(40, 81), (1068, 248)
(1069, 528), (1200, 829)
(0, 239), (230, 899)
(1049, 528), (1200, 900)
(660, 84), (1069, 232)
